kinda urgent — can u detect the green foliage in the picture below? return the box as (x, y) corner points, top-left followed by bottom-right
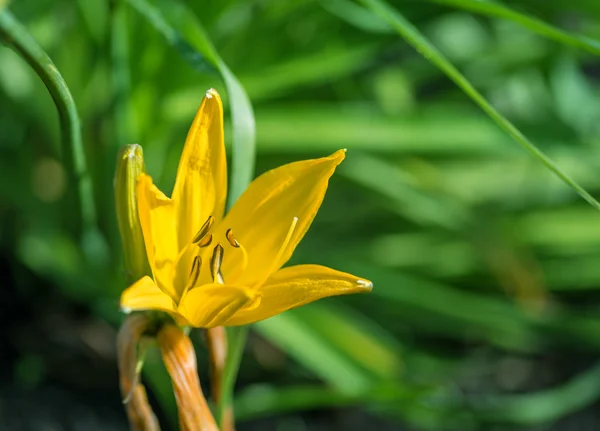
(2, 0), (600, 429)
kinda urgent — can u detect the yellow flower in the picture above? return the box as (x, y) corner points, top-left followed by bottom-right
(120, 89), (372, 327)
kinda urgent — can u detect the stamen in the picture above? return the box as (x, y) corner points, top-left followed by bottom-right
(225, 229), (239, 248)
(184, 255), (202, 291)
(210, 243), (225, 284)
(192, 215), (215, 244)
(198, 233), (213, 248)
(253, 217), (298, 289)
(225, 228), (249, 282)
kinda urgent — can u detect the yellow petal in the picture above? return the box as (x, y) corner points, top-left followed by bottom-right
(223, 264), (372, 326)
(177, 284), (255, 328)
(137, 174), (178, 299)
(215, 150), (346, 286)
(172, 88), (227, 252)
(120, 276), (177, 314)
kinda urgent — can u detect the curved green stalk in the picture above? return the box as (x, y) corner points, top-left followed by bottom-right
(0, 8), (97, 232)
(357, 0), (600, 211)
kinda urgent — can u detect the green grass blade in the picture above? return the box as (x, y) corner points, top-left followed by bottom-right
(111, 1), (135, 147)
(322, 0), (392, 33)
(428, 0), (600, 56)
(0, 8), (97, 233)
(217, 325), (248, 426)
(127, 0), (256, 206)
(356, 0), (600, 211)
(479, 361), (600, 424)
(255, 313), (375, 393)
(235, 383), (422, 421)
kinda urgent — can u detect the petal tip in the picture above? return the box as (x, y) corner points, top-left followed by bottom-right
(120, 143), (143, 162)
(328, 149), (346, 165)
(356, 279), (373, 292)
(205, 87), (220, 101)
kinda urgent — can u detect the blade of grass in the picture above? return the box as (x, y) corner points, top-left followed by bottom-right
(478, 361), (600, 424)
(111, 0), (135, 147)
(255, 312), (376, 394)
(353, 0), (600, 211)
(0, 8), (97, 234)
(234, 383), (426, 421)
(322, 0), (392, 33)
(428, 0), (600, 56)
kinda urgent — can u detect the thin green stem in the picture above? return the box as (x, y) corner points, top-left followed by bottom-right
(358, 0), (600, 211)
(217, 326), (248, 427)
(0, 8), (97, 232)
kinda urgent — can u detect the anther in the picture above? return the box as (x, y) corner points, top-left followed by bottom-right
(225, 229), (240, 248)
(193, 215), (215, 244)
(185, 255), (202, 291)
(210, 243), (225, 284)
(198, 233), (213, 248)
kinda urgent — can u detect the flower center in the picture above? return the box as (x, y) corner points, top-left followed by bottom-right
(186, 215), (249, 289)
(185, 215), (298, 292)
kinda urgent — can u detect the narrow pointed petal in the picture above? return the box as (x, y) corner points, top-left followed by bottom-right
(178, 285), (255, 328)
(223, 265), (372, 326)
(137, 174), (178, 299)
(120, 276), (177, 314)
(215, 150), (346, 286)
(172, 88), (227, 252)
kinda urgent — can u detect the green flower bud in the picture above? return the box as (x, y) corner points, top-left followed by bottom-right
(114, 144), (150, 282)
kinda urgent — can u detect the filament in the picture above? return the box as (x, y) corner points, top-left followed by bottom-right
(252, 217), (298, 289)
(224, 228), (249, 282)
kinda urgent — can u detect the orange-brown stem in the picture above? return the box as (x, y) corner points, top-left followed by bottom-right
(157, 324), (218, 431)
(117, 314), (160, 431)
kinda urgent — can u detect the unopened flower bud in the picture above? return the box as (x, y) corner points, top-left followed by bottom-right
(114, 144), (150, 282)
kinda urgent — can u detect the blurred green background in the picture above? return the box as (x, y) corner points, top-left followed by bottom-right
(2, 0), (600, 430)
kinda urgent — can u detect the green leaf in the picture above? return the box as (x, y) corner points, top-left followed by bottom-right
(479, 361), (600, 424)
(354, 0), (600, 212)
(428, 0), (600, 57)
(254, 303), (403, 394)
(235, 383), (420, 421)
